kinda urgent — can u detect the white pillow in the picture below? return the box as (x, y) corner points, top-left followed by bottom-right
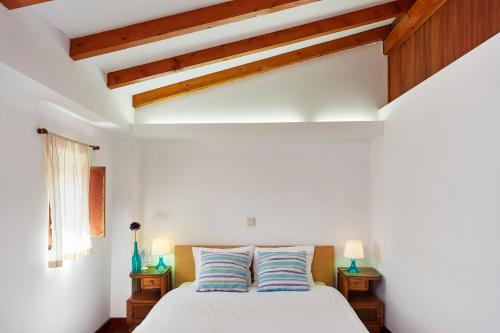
(192, 246), (254, 287)
(253, 246), (315, 286)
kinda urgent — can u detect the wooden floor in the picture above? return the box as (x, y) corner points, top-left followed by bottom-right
(99, 328), (127, 333)
(97, 320), (392, 333)
(99, 326), (393, 333)
(95, 319), (128, 333)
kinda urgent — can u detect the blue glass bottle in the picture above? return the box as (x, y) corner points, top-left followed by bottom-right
(132, 241), (142, 273)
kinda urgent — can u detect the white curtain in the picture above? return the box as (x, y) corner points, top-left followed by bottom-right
(44, 133), (92, 268)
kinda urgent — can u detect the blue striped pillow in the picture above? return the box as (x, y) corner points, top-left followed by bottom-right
(197, 251), (250, 292)
(257, 251), (310, 292)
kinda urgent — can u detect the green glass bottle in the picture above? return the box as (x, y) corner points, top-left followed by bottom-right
(132, 241), (142, 273)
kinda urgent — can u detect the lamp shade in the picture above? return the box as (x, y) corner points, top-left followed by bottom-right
(343, 240), (364, 259)
(151, 238), (171, 256)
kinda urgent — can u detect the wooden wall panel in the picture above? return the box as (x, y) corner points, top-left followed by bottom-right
(388, 0), (500, 101)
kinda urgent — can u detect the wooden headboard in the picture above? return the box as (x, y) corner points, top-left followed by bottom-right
(174, 245), (334, 288)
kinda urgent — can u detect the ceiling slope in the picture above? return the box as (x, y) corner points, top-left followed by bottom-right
(108, 0), (410, 88)
(133, 26), (391, 107)
(69, 0), (318, 60)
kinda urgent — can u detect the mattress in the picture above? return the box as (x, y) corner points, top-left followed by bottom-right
(134, 284), (368, 333)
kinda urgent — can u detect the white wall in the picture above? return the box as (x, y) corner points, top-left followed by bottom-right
(369, 135), (384, 270)
(110, 137), (374, 316)
(371, 34), (500, 332)
(0, 89), (114, 333)
(135, 43), (387, 124)
(0, 6), (132, 128)
(109, 138), (141, 318)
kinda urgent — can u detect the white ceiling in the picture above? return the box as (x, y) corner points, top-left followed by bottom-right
(35, 0), (231, 38)
(134, 42), (387, 124)
(35, 0), (391, 38)
(33, 0), (394, 96)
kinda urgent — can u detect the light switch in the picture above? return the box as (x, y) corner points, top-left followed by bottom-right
(247, 217), (256, 227)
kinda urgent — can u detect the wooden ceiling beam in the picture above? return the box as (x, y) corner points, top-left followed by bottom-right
(109, 0), (411, 89)
(0, 0), (50, 9)
(69, 0), (318, 61)
(384, 0), (447, 54)
(132, 26), (391, 108)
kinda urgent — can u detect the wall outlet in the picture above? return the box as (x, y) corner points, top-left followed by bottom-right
(246, 217), (256, 227)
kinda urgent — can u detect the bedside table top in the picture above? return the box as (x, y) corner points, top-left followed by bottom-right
(130, 266), (171, 278)
(338, 267), (381, 279)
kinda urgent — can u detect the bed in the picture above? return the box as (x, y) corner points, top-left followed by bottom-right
(133, 245), (368, 333)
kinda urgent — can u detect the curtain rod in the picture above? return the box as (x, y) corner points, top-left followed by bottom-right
(37, 128), (100, 151)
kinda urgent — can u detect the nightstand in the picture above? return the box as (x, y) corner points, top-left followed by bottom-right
(127, 266), (171, 332)
(337, 267), (383, 333)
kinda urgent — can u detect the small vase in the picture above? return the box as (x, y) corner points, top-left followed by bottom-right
(132, 241), (142, 273)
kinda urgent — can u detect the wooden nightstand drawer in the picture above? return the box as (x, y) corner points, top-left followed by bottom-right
(350, 294), (384, 331)
(127, 301), (154, 322)
(354, 306), (383, 327)
(141, 277), (161, 289)
(337, 268), (383, 332)
(128, 267), (171, 331)
(348, 278), (369, 291)
(128, 301), (153, 322)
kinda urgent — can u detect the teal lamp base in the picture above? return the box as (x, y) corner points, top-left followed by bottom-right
(155, 256), (167, 271)
(347, 258), (360, 273)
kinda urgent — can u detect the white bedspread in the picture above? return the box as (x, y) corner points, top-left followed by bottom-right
(134, 284), (368, 333)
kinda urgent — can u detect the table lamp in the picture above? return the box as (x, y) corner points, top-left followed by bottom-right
(343, 240), (364, 273)
(151, 238), (170, 271)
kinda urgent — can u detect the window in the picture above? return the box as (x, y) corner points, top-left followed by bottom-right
(44, 133), (92, 267)
(47, 167), (106, 251)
